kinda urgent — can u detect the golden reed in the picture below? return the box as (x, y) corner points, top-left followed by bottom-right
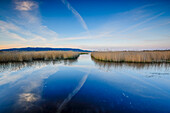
(91, 51), (170, 63)
(0, 51), (80, 62)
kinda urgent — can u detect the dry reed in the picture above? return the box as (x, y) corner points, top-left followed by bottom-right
(0, 51), (80, 63)
(91, 51), (170, 63)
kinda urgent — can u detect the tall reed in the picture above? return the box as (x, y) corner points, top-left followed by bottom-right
(0, 51), (80, 63)
(91, 51), (170, 63)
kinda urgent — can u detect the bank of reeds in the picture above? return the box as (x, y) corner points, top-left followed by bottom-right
(0, 51), (80, 63)
(91, 51), (170, 63)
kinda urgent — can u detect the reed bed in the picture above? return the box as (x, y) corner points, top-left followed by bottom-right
(0, 51), (80, 63)
(91, 51), (170, 63)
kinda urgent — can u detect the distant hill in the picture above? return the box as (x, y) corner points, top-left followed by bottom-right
(0, 47), (91, 52)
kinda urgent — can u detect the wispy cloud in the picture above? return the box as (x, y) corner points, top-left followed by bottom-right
(56, 31), (112, 41)
(119, 12), (165, 33)
(14, 0), (59, 39)
(0, 20), (46, 42)
(15, 1), (38, 11)
(0, 21), (27, 41)
(137, 21), (170, 32)
(61, 0), (89, 32)
(0, 0), (61, 49)
(0, 0), (62, 47)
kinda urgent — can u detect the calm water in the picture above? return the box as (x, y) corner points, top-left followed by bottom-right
(0, 54), (170, 113)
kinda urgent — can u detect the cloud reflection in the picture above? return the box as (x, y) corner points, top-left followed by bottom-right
(12, 64), (60, 111)
(57, 71), (90, 113)
(19, 93), (39, 102)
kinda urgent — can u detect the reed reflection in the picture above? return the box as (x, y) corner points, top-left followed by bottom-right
(91, 57), (170, 71)
(0, 59), (78, 72)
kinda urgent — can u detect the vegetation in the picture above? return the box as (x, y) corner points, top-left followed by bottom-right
(91, 51), (170, 63)
(0, 51), (80, 63)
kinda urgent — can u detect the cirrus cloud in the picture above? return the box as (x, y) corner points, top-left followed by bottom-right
(15, 1), (38, 11)
(61, 0), (89, 32)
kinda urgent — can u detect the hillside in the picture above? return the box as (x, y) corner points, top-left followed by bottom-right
(0, 47), (91, 52)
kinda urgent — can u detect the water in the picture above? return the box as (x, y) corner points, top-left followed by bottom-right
(0, 54), (170, 113)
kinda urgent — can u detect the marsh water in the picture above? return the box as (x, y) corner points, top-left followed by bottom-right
(0, 54), (170, 113)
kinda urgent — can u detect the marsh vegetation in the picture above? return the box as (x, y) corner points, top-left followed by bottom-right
(91, 51), (170, 63)
(0, 51), (80, 63)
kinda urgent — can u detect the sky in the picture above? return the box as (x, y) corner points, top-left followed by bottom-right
(0, 0), (170, 50)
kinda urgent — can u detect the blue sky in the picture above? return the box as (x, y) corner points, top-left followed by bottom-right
(0, 0), (170, 50)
